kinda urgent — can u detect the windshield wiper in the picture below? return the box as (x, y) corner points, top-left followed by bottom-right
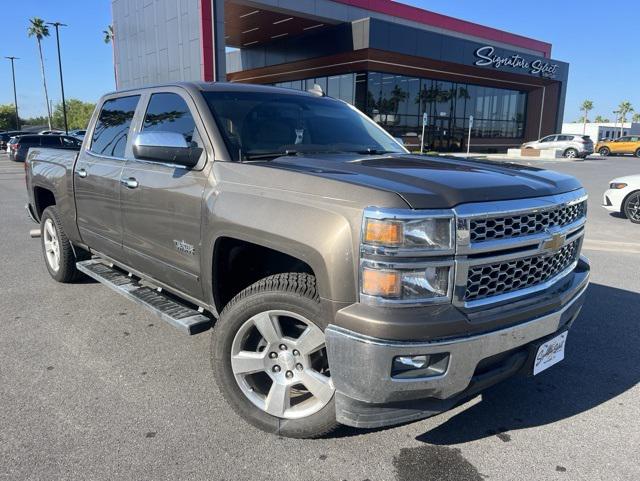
(353, 148), (398, 155)
(243, 150), (298, 161)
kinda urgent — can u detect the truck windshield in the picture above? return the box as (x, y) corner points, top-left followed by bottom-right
(203, 90), (407, 161)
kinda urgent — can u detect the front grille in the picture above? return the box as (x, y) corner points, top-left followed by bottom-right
(469, 200), (586, 243)
(464, 239), (580, 302)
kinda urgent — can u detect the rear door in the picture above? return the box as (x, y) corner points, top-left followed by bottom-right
(75, 95), (141, 261)
(120, 89), (209, 297)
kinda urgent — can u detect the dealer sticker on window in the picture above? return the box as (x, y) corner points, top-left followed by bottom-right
(533, 332), (568, 375)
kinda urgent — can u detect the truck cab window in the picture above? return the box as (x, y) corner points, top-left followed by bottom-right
(90, 95), (140, 158)
(142, 92), (198, 146)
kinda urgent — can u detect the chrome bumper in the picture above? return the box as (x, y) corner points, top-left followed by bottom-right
(325, 266), (589, 405)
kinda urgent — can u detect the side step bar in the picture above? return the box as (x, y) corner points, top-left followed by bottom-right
(77, 259), (212, 335)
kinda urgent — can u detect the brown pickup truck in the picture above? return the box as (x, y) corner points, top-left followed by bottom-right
(25, 82), (590, 438)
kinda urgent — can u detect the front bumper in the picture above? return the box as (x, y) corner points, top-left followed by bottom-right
(325, 259), (589, 428)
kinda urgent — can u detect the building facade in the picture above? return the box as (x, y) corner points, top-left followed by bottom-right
(562, 122), (640, 142)
(111, 0), (569, 152)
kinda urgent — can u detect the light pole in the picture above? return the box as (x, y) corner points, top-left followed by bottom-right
(47, 21), (68, 134)
(5, 56), (20, 130)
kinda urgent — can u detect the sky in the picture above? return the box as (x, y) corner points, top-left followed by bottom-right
(1, 0), (638, 122)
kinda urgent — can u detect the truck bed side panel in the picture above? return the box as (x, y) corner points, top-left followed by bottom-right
(27, 148), (81, 243)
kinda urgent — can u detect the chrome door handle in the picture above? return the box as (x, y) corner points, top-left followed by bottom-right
(122, 177), (139, 189)
(76, 168), (87, 178)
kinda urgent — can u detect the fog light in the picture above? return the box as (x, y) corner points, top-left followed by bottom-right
(391, 353), (450, 379)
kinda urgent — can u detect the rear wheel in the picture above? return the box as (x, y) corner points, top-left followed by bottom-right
(40, 206), (85, 282)
(623, 192), (640, 224)
(212, 273), (338, 438)
(564, 148), (578, 159)
(599, 147), (611, 157)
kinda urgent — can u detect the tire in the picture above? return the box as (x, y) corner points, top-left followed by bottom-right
(40, 206), (85, 282)
(564, 148), (578, 159)
(635, 148), (640, 158)
(211, 273), (339, 438)
(599, 147), (611, 157)
(623, 191), (640, 224)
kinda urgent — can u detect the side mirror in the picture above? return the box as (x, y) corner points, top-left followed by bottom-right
(133, 131), (202, 168)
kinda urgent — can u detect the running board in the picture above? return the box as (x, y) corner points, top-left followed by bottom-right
(76, 259), (212, 335)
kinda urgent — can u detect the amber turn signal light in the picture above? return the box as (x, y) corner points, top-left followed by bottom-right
(362, 268), (401, 298)
(364, 219), (403, 245)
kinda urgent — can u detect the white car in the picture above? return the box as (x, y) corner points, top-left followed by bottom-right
(602, 174), (640, 223)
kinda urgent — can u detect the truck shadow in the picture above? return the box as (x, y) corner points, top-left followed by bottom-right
(416, 282), (640, 445)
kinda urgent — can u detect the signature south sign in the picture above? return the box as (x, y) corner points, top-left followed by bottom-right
(473, 46), (560, 79)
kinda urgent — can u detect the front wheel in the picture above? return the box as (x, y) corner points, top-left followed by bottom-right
(211, 273), (338, 438)
(599, 147), (611, 156)
(635, 148), (640, 158)
(623, 192), (640, 224)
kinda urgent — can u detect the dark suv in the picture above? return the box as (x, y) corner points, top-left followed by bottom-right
(9, 134), (82, 162)
(1, 131), (28, 151)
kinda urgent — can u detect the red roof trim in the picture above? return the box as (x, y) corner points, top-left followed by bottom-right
(333, 0), (552, 58)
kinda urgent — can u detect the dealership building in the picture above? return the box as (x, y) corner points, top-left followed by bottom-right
(111, 0), (569, 152)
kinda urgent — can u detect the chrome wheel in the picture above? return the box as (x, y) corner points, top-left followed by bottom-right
(43, 218), (60, 272)
(625, 193), (640, 223)
(230, 310), (334, 419)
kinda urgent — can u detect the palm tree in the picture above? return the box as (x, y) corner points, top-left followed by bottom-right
(594, 115), (609, 123)
(580, 100), (593, 134)
(633, 113), (640, 124)
(617, 101), (634, 137)
(103, 25), (114, 44)
(28, 17), (52, 130)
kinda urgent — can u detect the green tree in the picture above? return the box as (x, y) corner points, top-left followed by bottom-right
(580, 100), (594, 134)
(52, 99), (96, 130)
(633, 113), (640, 123)
(28, 17), (52, 130)
(617, 101), (634, 135)
(594, 115), (609, 123)
(0, 104), (21, 130)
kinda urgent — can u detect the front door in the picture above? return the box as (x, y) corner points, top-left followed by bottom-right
(120, 91), (208, 297)
(75, 95), (141, 260)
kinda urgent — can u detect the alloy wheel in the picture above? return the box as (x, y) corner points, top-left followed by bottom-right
(43, 218), (60, 272)
(230, 310), (334, 419)
(625, 193), (640, 223)
(565, 149), (577, 159)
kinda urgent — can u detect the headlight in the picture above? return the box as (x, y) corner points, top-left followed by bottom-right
(610, 182), (628, 189)
(362, 209), (454, 254)
(360, 264), (452, 304)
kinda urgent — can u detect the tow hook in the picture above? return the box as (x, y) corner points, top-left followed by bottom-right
(30, 229), (41, 239)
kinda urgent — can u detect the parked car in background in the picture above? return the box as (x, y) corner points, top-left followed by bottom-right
(595, 136), (640, 157)
(69, 129), (86, 139)
(38, 130), (65, 135)
(7, 136), (21, 154)
(9, 134), (81, 162)
(0, 131), (27, 150)
(602, 174), (640, 223)
(522, 134), (594, 158)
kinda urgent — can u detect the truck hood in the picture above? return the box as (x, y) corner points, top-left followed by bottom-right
(255, 154), (583, 209)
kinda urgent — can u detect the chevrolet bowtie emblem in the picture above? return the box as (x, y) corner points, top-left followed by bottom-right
(541, 232), (565, 251)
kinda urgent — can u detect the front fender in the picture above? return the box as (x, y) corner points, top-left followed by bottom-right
(202, 188), (360, 304)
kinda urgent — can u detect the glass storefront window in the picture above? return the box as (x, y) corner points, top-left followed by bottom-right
(272, 70), (528, 150)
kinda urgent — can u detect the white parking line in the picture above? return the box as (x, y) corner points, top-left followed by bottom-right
(583, 239), (640, 254)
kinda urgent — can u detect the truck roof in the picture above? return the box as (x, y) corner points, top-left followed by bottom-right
(107, 81), (317, 99)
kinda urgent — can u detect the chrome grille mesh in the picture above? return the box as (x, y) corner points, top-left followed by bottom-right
(469, 201), (587, 243)
(464, 239), (580, 302)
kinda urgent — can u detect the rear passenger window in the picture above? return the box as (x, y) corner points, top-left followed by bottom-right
(142, 93), (197, 144)
(40, 136), (60, 146)
(91, 95), (140, 158)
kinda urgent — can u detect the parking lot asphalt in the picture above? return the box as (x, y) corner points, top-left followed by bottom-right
(0, 152), (638, 481)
